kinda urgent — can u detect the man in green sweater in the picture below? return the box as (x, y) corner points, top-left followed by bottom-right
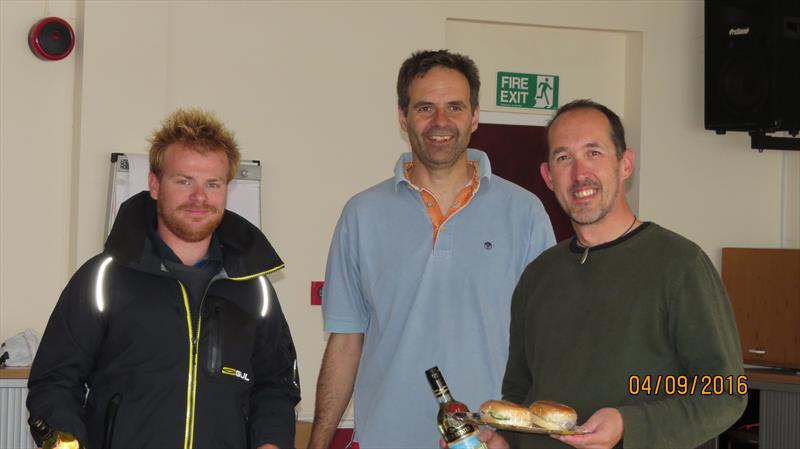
(485, 100), (746, 449)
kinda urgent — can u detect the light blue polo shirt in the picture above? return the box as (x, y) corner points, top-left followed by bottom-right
(323, 149), (555, 449)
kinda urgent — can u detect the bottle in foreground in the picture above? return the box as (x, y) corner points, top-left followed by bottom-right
(29, 417), (81, 449)
(425, 366), (488, 449)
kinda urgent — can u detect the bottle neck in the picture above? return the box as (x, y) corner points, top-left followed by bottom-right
(434, 391), (453, 404)
(30, 419), (54, 441)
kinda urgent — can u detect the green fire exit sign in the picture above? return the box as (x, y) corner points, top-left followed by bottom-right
(496, 71), (559, 110)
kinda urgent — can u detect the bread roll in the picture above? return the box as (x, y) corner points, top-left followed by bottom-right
(479, 400), (534, 428)
(529, 400), (577, 430)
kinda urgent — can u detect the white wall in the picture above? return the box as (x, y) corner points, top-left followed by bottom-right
(2, 0), (798, 420)
(1, 0), (77, 343)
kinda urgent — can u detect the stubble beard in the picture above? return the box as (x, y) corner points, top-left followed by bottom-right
(158, 201), (223, 243)
(409, 125), (468, 171)
(564, 180), (619, 226)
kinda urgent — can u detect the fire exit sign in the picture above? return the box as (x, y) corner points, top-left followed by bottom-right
(496, 71), (559, 110)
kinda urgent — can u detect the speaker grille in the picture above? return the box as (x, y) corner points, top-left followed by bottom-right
(705, 0), (800, 133)
(715, 52), (770, 118)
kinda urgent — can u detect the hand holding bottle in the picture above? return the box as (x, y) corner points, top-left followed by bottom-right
(439, 429), (509, 449)
(425, 366), (488, 449)
(29, 417), (81, 449)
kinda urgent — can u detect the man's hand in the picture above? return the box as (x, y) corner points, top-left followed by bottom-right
(478, 428), (510, 449)
(439, 429), (509, 449)
(552, 407), (623, 449)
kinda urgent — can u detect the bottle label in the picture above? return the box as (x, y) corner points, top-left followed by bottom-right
(448, 433), (487, 449)
(442, 402), (475, 441)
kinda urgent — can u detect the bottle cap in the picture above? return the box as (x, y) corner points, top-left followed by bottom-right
(425, 366), (447, 391)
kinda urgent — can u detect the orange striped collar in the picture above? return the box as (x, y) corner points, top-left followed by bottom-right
(403, 161), (481, 246)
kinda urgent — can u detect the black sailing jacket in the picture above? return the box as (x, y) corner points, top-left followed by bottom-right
(27, 191), (301, 449)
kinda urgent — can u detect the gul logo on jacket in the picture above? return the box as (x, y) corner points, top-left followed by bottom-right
(221, 366), (251, 382)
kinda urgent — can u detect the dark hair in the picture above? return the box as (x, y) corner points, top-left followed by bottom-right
(545, 99), (627, 160)
(397, 49), (480, 115)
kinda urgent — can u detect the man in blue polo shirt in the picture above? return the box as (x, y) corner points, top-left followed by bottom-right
(308, 50), (555, 449)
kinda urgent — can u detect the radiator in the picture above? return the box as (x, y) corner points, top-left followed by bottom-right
(761, 389), (800, 449)
(0, 378), (35, 449)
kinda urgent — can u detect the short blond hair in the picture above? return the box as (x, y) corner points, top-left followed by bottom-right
(148, 108), (240, 182)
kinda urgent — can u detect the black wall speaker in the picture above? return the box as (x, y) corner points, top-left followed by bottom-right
(28, 17), (75, 61)
(705, 0), (800, 134)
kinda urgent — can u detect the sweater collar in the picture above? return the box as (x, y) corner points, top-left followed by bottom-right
(568, 222), (652, 255)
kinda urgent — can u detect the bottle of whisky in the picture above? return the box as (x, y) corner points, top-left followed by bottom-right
(425, 366), (487, 449)
(28, 417), (81, 449)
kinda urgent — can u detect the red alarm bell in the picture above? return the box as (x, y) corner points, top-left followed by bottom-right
(29, 17), (75, 61)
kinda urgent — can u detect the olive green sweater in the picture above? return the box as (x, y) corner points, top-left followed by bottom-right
(501, 223), (746, 449)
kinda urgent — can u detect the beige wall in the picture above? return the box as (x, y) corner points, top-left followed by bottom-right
(2, 0), (798, 421)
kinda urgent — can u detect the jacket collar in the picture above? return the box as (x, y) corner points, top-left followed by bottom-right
(104, 191), (284, 278)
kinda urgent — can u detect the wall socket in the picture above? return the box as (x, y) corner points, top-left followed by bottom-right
(311, 281), (324, 305)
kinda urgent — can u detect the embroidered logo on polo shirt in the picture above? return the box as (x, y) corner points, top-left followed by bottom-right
(484, 241), (493, 250)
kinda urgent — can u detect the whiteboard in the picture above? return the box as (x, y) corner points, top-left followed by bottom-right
(106, 153), (262, 236)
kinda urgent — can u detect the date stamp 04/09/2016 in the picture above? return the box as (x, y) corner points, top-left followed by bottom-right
(628, 375), (749, 396)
